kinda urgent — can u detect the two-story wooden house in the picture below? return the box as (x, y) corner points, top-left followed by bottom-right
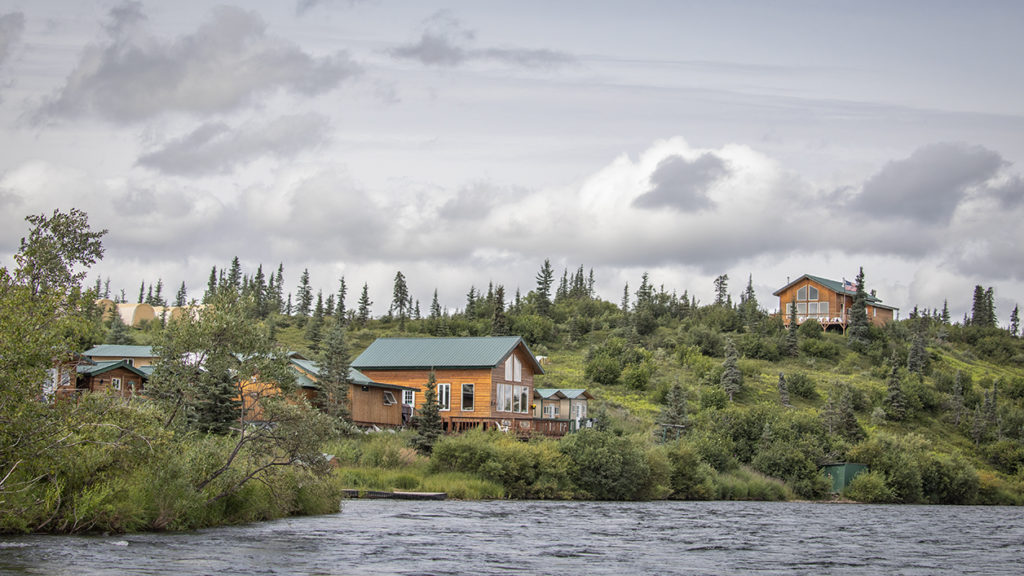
(351, 336), (567, 436)
(774, 274), (898, 331)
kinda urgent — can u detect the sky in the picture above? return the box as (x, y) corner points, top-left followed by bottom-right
(1, 0), (1022, 322)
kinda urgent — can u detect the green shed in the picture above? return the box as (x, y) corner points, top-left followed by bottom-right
(821, 463), (867, 493)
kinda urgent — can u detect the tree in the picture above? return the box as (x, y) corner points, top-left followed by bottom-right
(713, 274), (729, 307)
(306, 291), (325, 352)
(1010, 305), (1019, 337)
(273, 263), (285, 313)
(847, 267), (870, 348)
(785, 297), (799, 356)
(391, 271), (410, 329)
(296, 269), (313, 318)
(491, 285), (508, 336)
(357, 283), (372, 326)
(884, 353), (907, 421)
(204, 266), (218, 303)
(534, 259), (554, 317)
(777, 373), (791, 407)
(318, 317), (351, 422)
(657, 381), (689, 441)
(907, 332), (927, 375)
(14, 208), (106, 298)
(226, 257), (242, 291)
(720, 338), (742, 402)
(411, 371), (443, 454)
(941, 299), (951, 325)
(106, 308), (134, 345)
(739, 274), (760, 325)
(335, 276), (347, 321)
(175, 281), (188, 306)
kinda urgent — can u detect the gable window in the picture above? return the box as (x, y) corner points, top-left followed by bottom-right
(437, 383), (451, 411)
(123, 358), (134, 367)
(111, 377), (122, 391)
(505, 355), (522, 382)
(383, 391), (397, 406)
(461, 384), (474, 411)
(402, 389), (415, 406)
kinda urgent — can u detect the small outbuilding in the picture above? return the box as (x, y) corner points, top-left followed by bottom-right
(821, 462), (868, 493)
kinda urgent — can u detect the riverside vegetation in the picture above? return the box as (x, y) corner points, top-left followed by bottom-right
(2, 210), (1024, 534)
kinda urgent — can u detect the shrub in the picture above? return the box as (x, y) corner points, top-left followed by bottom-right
(665, 441), (716, 500)
(559, 429), (652, 500)
(799, 337), (842, 360)
(843, 471), (894, 503)
(786, 373), (818, 400)
(585, 353), (621, 386)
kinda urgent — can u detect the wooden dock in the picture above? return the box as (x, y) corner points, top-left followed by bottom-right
(342, 489), (447, 500)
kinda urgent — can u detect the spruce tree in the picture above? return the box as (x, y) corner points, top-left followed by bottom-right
(847, 267), (870, 349)
(226, 256), (242, 290)
(106, 309), (134, 345)
(907, 332), (927, 375)
(941, 299), (951, 325)
(491, 285), (508, 336)
(430, 289), (442, 320)
(721, 338), (742, 402)
(657, 381), (689, 440)
(306, 291), (325, 352)
(357, 283), (372, 326)
(204, 266), (218, 303)
(1010, 305), (1020, 337)
(884, 353), (907, 421)
(274, 263), (285, 313)
(175, 281), (187, 306)
(318, 317), (351, 422)
(713, 274), (729, 306)
(952, 371), (965, 426)
(535, 259), (554, 317)
(391, 271), (409, 329)
(785, 297), (799, 356)
(297, 268), (313, 318)
(777, 373), (791, 407)
(335, 276), (347, 322)
(138, 281), (145, 303)
(412, 371), (443, 454)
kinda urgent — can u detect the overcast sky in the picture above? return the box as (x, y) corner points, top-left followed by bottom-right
(1, 0), (1022, 322)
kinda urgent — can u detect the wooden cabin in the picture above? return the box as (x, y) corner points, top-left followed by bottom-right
(533, 388), (593, 425)
(55, 358), (148, 401)
(83, 344), (159, 368)
(774, 274), (898, 331)
(351, 336), (569, 436)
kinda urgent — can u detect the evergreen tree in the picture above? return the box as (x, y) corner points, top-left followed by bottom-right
(153, 278), (166, 306)
(333, 276), (347, 322)
(430, 289), (442, 320)
(491, 285), (508, 336)
(777, 373), (791, 407)
(739, 274), (759, 325)
(357, 283), (372, 326)
(325, 294), (335, 317)
(884, 353), (907, 421)
(465, 286), (478, 318)
(106, 308), (134, 345)
(175, 281), (187, 306)
(411, 371), (443, 454)
(785, 297), (799, 356)
(286, 293), (293, 316)
(138, 281), (145, 303)
(103, 277), (111, 298)
(204, 266), (218, 304)
(621, 282), (630, 314)
(721, 338), (742, 402)
(713, 274), (729, 306)
(1010, 305), (1020, 337)
(193, 369), (243, 434)
(941, 299), (951, 325)
(907, 332), (927, 375)
(657, 381), (689, 440)
(391, 271), (410, 329)
(297, 269), (313, 317)
(318, 317), (351, 422)
(971, 404), (985, 445)
(226, 256), (242, 291)
(951, 371), (965, 426)
(535, 259), (554, 317)
(984, 287), (996, 327)
(252, 265), (268, 318)
(306, 291), (325, 352)
(274, 263), (285, 313)
(847, 267), (870, 348)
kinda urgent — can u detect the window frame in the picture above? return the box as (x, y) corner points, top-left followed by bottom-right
(383, 391), (397, 406)
(402, 389), (415, 406)
(437, 383), (451, 412)
(111, 377), (122, 391)
(461, 383), (474, 412)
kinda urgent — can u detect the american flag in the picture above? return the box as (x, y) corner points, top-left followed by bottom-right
(843, 279), (856, 292)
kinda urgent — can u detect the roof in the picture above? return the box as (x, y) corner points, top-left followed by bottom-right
(77, 359), (149, 379)
(351, 336), (544, 374)
(535, 388), (593, 400)
(772, 274), (899, 311)
(287, 356), (415, 391)
(83, 344), (157, 358)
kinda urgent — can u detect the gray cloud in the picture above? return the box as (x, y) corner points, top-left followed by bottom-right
(296, 0), (366, 16)
(438, 181), (518, 220)
(137, 113), (332, 175)
(0, 12), (24, 67)
(37, 4), (359, 123)
(633, 153), (729, 212)
(850, 142), (1005, 224)
(987, 176), (1024, 209)
(390, 11), (572, 68)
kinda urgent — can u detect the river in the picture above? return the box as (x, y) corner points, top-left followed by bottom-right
(1, 500), (1022, 575)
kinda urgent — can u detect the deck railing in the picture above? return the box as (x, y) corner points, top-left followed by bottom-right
(447, 416), (571, 437)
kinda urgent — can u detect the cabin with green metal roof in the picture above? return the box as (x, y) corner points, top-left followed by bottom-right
(533, 388), (593, 428)
(352, 336), (567, 436)
(55, 358), (148, 400)
(83, 344), (158, 368)
(773, 274), (898, 331)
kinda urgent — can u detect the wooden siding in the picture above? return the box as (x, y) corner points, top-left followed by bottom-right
(778, 279), (893, 328)
(350, 385), (403, 427)
(68, 367), (144, 399)
(359, 368), (494, 419)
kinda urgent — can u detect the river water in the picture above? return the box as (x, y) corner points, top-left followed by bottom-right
(1, 500), (1021, 575)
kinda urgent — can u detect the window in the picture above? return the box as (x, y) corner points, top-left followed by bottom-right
(796, 302), (807, 314)
(123, 358), (134, 367)
(437, 383), (451, 411)
(807, 302), (818, 315)
(402, 390), (415, 406)
(383, 391), (397, 406)
(573, 402), (588, 420)
(461, 384), (474, 411)
(504, 355), (523, 382)
(111, 377), (122, 391)
(808, 286), (819, 300)
(498, 383), (528, 414)
(797, 286), (807, 300)
(498, 383), (513, 412)
(820, 302), (829, 316)
(543, 403), (559, 418)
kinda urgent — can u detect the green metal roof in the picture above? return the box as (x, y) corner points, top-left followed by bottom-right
(287, 356), (414, 391)
(351, 336), (544, 374)
(535, 388), (593, 400)
(77, 359), (149, 379)
(83, 345), (156, 358)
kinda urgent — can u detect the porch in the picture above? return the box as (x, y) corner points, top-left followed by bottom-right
(446, 416), (572, 437)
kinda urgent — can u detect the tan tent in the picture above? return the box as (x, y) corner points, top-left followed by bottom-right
(117, 303), (156, 327)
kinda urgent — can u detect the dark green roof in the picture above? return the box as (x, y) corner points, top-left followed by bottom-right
(351, 336), (543, 374)
(535, 388), (593, 400)
(287, 357), (414, 391)
(77, 360), (149, 379)
(83, 345), (156, 358)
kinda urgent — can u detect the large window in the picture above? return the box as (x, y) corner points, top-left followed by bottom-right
(543, 403), (559, 418)
(497, 383), (529, 414)
(402, 389), (415, 406)
(792, 283), (828, 322)
(461, 384), (474, 411)
(437, 383), (450, 411)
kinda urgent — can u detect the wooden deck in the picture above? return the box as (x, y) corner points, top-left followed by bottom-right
(446, 416), (571, 437)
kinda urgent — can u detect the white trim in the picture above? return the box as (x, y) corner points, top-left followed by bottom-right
(111, 377), (122, 391)
(461, 383), (474, 412)
(383, 391), (397, 405)
(437, 383), (451, 411)
(402, 389), (415, 407)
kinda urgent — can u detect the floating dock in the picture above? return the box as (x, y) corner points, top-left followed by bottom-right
(342, 489), (447, 500)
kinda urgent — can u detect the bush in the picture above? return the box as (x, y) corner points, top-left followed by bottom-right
(559, 429), (652, 500)
(843, 471), (894, 503)
(786, 373), (818, 400)
(665, 441), (716, 500)
(799, 337), (842, 360)
(585, 353), (621, 386)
